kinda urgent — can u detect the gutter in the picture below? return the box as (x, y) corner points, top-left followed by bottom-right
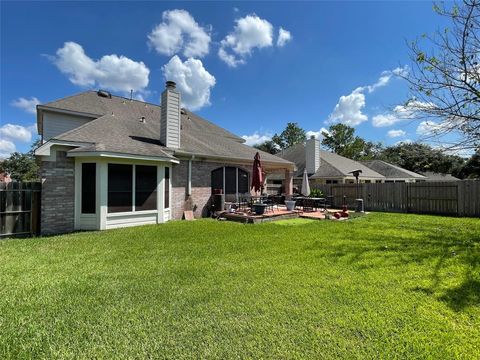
(172, 150), (295, 171)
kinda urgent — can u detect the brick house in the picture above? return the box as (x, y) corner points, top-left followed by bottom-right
(35, 82), (294, 235)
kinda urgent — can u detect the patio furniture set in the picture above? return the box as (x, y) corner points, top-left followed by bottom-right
(223, 194), (330, 216)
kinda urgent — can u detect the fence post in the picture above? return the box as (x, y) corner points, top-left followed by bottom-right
(405, 182), (410, 213)
(457, 181), (465, 217)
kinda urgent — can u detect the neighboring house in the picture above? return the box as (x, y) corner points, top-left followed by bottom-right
(267, 138), (385, 192)
(35, 82), (294, 235)
(360, 160), (426, 183)
(420, 171), (460, 181)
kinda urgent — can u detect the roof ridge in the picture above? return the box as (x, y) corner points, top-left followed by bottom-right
(42, 90), (96, 107)
(109, 93), (161, 108)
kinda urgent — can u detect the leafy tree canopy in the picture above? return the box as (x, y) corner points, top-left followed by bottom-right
(378, 142), (465, 176)
(272, 122), (306, 150)
(0, 139), (40, 181)
(405, 0), (480, 151)
(321, 124), (383, 160)
(254, 140), (279, 154)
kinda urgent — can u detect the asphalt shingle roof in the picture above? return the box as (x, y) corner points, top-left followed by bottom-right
(420, 171), (460, 181)
(44, 91), (292, 166)
(360, 160), (426, 180)
(277, 143), (385, 179)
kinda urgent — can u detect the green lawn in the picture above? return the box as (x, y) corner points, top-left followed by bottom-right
(0, 213), (479, 359)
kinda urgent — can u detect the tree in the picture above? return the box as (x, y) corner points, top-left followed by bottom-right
(405, 0), (480, 151)
(0, 139), (40, 181)
(272, 122), (306, 150)
(378, 142), (465, 175)
(459, 150), (480, 178)
(254, 140), (279, 154)
(321, 124), (383, 160)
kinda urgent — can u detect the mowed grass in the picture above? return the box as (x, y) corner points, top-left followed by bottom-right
(0, 213), (479, 359)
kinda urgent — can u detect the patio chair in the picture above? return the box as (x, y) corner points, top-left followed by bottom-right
(263, 196), (275, 213)
(303, 198), (315, 212)
(238, 194), (252, 211)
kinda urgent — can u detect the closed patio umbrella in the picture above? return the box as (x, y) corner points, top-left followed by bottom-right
(251, 152), (263, 194)
(301, 168), (310, 196)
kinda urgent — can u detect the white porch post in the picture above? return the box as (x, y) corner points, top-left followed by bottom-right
(98, 160), (108, 230)
(157, 165), (165, 224)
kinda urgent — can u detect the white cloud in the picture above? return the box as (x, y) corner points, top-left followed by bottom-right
(162, 55), (216, 111)
(372, 113), (399, 127)
(416, 121), (443, 136)
(218, 47), (245, 67)
(306, 127), (330, 139)
(0, 139), (16, 158)
(328, 66), (409, 127)
(11, 97), (40, 114)
(241, 132), (272, 146)
(218, 14), (274, 67)
(147, 9), (211, 58)
(328, 88), (368, 126)
(277, 27), (292, 47)
(359, 65), (408, 94)
(0, 123), (36, 143)
(52, 42), (150, 93)
(387, 129), (406, 138)
(392, 66), (409, 77)
(395, 139), (412, 145)
(372, 100), (434, 127)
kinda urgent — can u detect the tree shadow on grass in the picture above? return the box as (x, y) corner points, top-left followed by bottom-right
(311, 229), (480, 312)
(439, 278), (480, 311)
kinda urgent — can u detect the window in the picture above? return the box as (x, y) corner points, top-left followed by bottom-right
(238, 169), (248, 193)
(211, 167), (249, 195)
(164, 167), (170, 208)
(108, 164), (133, 213)
(211, 168), (223, 193)
(81, 163), (96, 214)
(136, 165), (157, 211)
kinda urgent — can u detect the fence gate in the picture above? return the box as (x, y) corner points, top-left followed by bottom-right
(0, 182), (41, 238)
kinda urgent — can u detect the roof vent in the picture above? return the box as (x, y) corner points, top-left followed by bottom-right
(181, 108), (187, 115)
(140, 116), (146, 124)
(97, 90), (112, 98)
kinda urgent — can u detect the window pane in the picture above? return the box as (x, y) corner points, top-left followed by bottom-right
(136, 165), (157, 211)
(82, 163), (96, 214)
(238, 169), (249, 194)
(164, 167), (170, 209)
(211, 168), (223, 194)
(108, 164), (132, 213)
(225, 167), (236, 194)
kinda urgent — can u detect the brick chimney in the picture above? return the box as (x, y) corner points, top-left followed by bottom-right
(305, 136), (320, 174)
(160, 81), (181, 148)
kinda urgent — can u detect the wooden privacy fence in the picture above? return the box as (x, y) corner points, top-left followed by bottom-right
(314, 180), (480, 217)
(0, 182), (41, 238)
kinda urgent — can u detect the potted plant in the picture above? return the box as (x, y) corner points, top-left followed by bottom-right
(252, 203), (268, 215)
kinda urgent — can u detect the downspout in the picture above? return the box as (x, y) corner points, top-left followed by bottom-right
(187, 155), (194, 196)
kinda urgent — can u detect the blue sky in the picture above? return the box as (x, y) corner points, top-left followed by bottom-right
(1, 1), (449, 157)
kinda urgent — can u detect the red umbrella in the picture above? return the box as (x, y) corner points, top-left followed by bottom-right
(251, 152), (263, 194)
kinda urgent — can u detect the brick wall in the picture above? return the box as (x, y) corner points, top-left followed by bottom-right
(171, 160), (250, 220)
(40, 151), (75, 235)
